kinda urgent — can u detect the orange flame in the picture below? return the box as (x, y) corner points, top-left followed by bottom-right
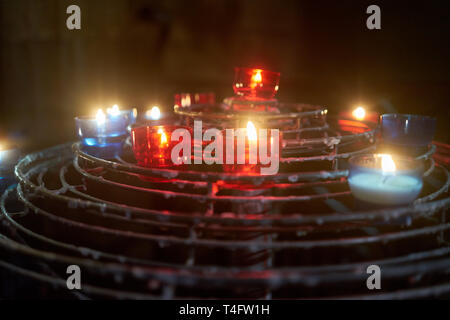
(157, 128), (168, 145)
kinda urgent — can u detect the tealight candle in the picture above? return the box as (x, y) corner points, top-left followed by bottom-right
(75, 109), (129, 158)
(174, 93), (215, 109)
(348, 154), (423, 206)
(339, 106), (379, 123)
(233, 67), (280, 100)
(131, 125), (191, 168)
(222, 121), (281, 175)
(222, 121), (258, 174)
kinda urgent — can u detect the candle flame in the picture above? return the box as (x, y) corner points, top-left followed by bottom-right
(147, 106), (161, 120)
(380, 154), (396, 173)
(253, 70), (262, 83)
(157, 128), (168, 145)
(247, 121), (257, 141)
(352, 106), (366, 121)
(181, 95), (191, 107)
(250, 70), (262, 89)
(96, 109), (106, 125)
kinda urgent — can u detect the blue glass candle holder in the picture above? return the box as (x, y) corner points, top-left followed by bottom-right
(75, 113), (129, 159)
(380, 114), (436, 156)
(107, 107), (137, 132)
(348, 154), (423, 207)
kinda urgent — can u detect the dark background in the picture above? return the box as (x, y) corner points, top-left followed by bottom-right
(0, 0), (449, 151)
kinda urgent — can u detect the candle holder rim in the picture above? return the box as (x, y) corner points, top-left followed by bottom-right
(75, 113), (129, 120)
(174, 92), (215, 96)
(131, 124), (192, 133)
(74, 115), (96, 121)
(174, 103), (327, 120)
(132, 119), (180, 129)
(348, 153), (424, 174)
(234, 66), (281, 77)
(380, 113), (436, 122)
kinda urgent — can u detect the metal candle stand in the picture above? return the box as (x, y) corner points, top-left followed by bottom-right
(0, 101), (449, 299)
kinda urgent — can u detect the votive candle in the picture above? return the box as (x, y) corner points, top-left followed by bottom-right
(233, 67), (280, 100)
(348, 154), (423, 206)
(131, 125), (191, 168)
(75, 109), (128, 158)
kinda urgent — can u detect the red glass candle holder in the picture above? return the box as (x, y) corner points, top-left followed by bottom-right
(233, 67), (280, 100)
(174, 92), (215, 108)
(131, 125), (192, 168)
(222, 127), (282, 175)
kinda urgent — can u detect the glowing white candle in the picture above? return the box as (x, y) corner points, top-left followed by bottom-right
(348, 154), (423, 206)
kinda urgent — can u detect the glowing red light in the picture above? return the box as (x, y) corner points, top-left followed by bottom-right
(233, 67), (280, 100)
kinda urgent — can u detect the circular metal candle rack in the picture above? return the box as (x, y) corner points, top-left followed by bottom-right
(1, 103), (449, 299)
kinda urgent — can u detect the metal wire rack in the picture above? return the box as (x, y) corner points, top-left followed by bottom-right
(0, 103), (449, 299)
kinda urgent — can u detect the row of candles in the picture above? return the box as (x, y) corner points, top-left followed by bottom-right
(2, 67), (436, 209)
(0, 68), (437, 209)
(74, 103), (436, 207)
(76, 102), (275, 173)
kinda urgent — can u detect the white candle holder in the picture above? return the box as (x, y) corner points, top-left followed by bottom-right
(348, 154), (424, 206)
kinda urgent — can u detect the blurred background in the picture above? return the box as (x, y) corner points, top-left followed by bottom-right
(0, 0), (449, 151)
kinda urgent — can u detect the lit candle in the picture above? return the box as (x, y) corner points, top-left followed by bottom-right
(222, 121), (279, 175)
(174, 93), (215, 109)
(339, 106), (379, 123)
(233, 67), (280, 100)
(145, 106), (162, 121)
(131, 125), (191, 168)
(75, 108), (129, 158)
(250, 70), (262, 89)
(348, 154), (423, 206)
(234, 121), (259, 174)
(352, 106), (366, 121)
